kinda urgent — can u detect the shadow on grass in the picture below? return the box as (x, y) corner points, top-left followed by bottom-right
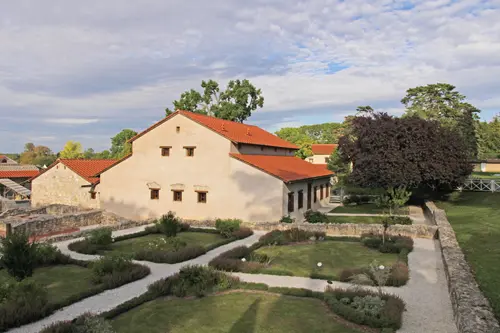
(228, 298), (260, 333)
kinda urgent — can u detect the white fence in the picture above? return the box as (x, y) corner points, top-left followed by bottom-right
(460, 179), (500, 192)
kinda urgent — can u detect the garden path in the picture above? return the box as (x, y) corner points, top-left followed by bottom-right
(9, 225), (456, 333)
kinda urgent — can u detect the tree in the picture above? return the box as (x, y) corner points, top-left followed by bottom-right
(110, 129), (137, 159)
(19, 143), (56, 165)
(83, 148), (95, 159)
(401, 83), (480, 158)
(327, 149), (351, 186)
(477, 115), (500, 159)
(95, 150), (111, 159)
(165, 79), (264, 123)
(60, 141), (83, 159)
(338, 110), (473, 194)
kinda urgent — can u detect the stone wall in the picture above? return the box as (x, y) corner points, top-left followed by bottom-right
(424, 201), (500, 333)
(184, 219), (438, 239)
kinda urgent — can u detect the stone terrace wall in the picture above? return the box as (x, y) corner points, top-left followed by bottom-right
(184, 219), (438, 239)
(424, 201), (500, 333)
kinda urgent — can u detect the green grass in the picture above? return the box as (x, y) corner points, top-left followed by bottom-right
(330, 204), (409, 215)
(0, 265), (96, 304)
(436, 192), (500, 321)
(253, 241), (399, 280)
(470, 172), (500, 179)
(112, 292), (360, 333)
(106, 232), (226, 256)
(327, 215), (386, 224)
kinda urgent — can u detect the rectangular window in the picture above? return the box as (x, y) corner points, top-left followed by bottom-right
(308, 158), (314, 163)
(160, 146), (171, 156)
(298, 190), (303, 209)
(176, 126), (180, 133)
(314, 186), (317, 203)
(90, 192), (96, 200)
(326, 184), (330, 197)
(197, 191), (207, 203)
(320, 185), (324, 200)
(288, 192), (294, 213)
(325, 157), (329, 163)
(150, 189), (160, 200)
(184, 147), (196, 157)
(173, 190), (182, 202)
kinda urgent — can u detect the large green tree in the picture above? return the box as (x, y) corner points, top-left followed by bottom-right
(401, 83), (480, 158)
(60, 141), (83, 159)
(165, 79), (264, 123)
(477, 115), (500, 159)
(110, 129), (137, 159)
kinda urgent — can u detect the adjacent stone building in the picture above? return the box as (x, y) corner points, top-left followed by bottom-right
(97, 111), (333, 222)
(31, 159), (116, 209)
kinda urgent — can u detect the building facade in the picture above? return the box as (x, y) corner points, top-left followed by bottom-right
(307, 144), (338, 165)
(98, 111), (333, 222)
(31, 159), (116, 209)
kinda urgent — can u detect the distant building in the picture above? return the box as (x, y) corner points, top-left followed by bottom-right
(473, 159), (500, 173)
(0, 157), (39, 199)
(31, 159), (116, 209)
(307, 144), (338, 166)
(97, 111), (333, 222)
(0, 155), (18, 164)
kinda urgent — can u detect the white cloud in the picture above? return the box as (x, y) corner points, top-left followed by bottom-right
(45, 118), (100, 125)
(0, 0), (499, 152)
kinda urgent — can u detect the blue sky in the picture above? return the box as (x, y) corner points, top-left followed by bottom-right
(1, 0), (500, 153)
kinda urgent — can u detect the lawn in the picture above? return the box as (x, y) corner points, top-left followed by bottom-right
(436, 192), (500, 320)
(470, 172), (500, 179)
(0, 265), (96, 304)
(253, 240), (399, 279)
(106, 232), (226, 256)
(330, 204), (409, 215)
(327, 215), (386, 224)
(112, 292), (360, 333)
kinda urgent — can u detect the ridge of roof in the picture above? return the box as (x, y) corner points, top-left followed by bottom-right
(229, 153), (333, 183)
(128, 110), (298, 149)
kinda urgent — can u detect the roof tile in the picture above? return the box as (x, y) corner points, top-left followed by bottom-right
(311, 144), (338, 155)
(230, 154), (333, 182)
(0, 170), (39, 179)
(31, 159), (117, 184)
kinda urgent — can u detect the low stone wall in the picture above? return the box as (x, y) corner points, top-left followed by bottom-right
(425, 201), (500, 333)
(184, 219), (438, 239)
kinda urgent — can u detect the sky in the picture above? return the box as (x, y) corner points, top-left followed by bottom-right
(1, 0), (500, 153)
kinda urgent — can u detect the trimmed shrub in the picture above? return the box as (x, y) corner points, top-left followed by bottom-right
(218, 246), (252, 259)
(0, 232), (38, 280)
(231, 227), (253, 239)
(361, 236), (383, 249)
(134, 245), (206, 264)
(387, 262), (409, 287)
(339, 268), (368, 283)
(157, 211), (181, 237)
(35, 243), (73, 266)
(303, 210), (329, 223)
(383, 216), (412, 225)
(68, 239), (100, 255)
(259, 229), (326, 246)
(91, 255), (132, 280)
(39, 313), (116, 333)
(87, 228), (113, 246)
(215, 219), (242, 238)
(280, 215), (294, 223)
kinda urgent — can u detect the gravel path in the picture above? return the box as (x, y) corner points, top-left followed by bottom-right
(9, 227), (457, 333)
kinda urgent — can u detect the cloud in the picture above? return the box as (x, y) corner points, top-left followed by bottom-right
(1, 0), (499, 152)
(45, 118), (100, 125)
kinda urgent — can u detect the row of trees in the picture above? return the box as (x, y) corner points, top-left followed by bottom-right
(5, 129), (138, 166)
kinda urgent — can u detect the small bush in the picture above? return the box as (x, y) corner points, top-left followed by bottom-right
(303, 210), (329, 223)
(157, 211), (181, 237)
(383, 216), (412, 225)
(361, 236), (383, 249)
(339, 268), (368, 283)
(259, 230), (285, 245)
(218, 246), (252, 259)
(35, 243), (72, 266)
(379, 242), (399, 254)
(0, 232), (38, 280)
(231, 227), (253, 239)
(86, 228), (113, 246)
(39, 314), (116, 333)
(280, 215), (294, 223)
(91, 255), (132, 281)
(387, 262), (409, 287)
(68, 239), (101, 255)
(135, 245), (206, 264)
(215, 219), (242, 238)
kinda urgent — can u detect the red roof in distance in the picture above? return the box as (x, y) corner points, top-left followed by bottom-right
(230, 154), (333, 183)
(311, 144), (338, 155)
(31, 159), (117, 184)
(0, 170), (39, 179)
(129, 110), (299, 150)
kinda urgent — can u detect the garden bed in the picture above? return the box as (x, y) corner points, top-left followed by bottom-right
(209, 229), (412, 286)
(69, 214), (253, 264)
(0, 241), (150, 332)
(330, 204), (409, 215)
(41, 266), (405, 333)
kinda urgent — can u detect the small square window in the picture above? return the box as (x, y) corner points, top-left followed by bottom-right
(160, 147), (171, 156)
(150, 189), (160, 200)
(90, 192), (97, 200)
(325, 157), (329, 163)
(197, 191), (207, 203)
(176, 126), (180, 133)
(185, 147), (196, 157)
(173, 190), (182, 202)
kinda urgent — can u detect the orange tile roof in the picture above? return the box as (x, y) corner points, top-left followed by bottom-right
(230, 154), (333, 183)
(31, 159), (117, 184)
(0, 170), (39, 179)
(129, 110), (299, 150)
(311, 144), (338, 155)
